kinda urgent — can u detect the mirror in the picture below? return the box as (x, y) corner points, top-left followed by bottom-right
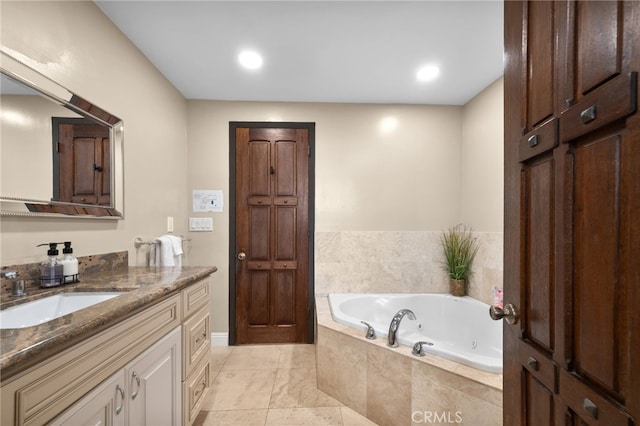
(0, 52), (124, 218)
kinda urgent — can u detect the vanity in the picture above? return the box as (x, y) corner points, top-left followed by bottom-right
(0, 263), (217, 426)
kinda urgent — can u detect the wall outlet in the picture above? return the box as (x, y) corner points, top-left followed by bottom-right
(167, 216), (174, 233)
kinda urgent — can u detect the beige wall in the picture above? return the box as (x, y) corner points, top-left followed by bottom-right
(461, 77), (504, 232)
(0, 1), (188, 266)
(187, 101), (465, 331)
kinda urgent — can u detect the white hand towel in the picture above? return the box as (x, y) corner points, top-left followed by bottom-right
(148, 235), (183, 267)
(164, 234), (183, 268)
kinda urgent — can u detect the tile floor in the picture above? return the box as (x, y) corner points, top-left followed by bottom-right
(193, 344), (378, 426)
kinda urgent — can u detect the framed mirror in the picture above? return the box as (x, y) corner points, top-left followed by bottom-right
(0, 51), (124, 219)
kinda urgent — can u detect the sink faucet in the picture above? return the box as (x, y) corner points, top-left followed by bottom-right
(1, 271), (26, 297)
(387, 309), (416, 347)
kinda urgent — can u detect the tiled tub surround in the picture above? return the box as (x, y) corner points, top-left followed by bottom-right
(315, 231), (503, 305)
(316, 297), (503, 426)
(0, 263), (216, 379)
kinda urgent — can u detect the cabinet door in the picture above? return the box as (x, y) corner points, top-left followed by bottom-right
(126, 326), (182, 426)
(49, 370), (127, 426)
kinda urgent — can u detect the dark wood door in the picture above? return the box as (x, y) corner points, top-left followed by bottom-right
(504, 1), (639, 425)
(54, 118), (111, 205)
(233, 125), (312, 344)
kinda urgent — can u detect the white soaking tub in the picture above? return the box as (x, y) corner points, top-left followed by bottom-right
(328, 293), (503, 373)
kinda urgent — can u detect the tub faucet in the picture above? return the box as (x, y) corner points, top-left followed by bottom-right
(387, 309), (416, 348)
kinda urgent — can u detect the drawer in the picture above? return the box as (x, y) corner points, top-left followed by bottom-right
(559, 370), (632, 425)
(183, 305), (210, 379)
(182, 277), (210, 319)
(560, 72), (637, 143)
(183, 355), (210, 426)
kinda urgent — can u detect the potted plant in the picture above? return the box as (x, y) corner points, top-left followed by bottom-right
(440, 224), (480, 296)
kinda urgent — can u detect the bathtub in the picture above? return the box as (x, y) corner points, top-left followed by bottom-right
(328, 293), (503, 373)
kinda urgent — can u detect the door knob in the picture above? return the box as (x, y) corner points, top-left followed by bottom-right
(489, 303), (519, 325)
(237, 252), (246, 261)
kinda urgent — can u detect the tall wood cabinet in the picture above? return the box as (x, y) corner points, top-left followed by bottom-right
(503, 1), (639, 425)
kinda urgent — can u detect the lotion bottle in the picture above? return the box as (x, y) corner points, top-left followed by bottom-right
(39, 243), (63, 287)
(61, 241), (79, 283)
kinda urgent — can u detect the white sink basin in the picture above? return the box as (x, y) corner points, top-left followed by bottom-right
(0, 292), (124, 329)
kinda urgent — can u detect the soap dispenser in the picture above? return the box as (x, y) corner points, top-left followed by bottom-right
(61, 241), (79, 284)
(39, 243), (63, 288)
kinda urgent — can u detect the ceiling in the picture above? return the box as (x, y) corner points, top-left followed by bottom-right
(96, 1), (504, 105)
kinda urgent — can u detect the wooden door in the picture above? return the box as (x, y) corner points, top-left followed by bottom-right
(54, 118), (111, 205)
(503, 1), (639, 425)
(232, 124), (313, 344)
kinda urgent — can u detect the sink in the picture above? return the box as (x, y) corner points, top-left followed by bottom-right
(0, 292), (124, 329)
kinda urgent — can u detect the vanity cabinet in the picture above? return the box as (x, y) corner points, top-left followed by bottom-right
(180, 277), (212, 426)
(0, 275), (213, 426)
(50, 326), (181, 425)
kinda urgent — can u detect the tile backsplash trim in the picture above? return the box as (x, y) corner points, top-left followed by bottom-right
(315, 231), (503, 305)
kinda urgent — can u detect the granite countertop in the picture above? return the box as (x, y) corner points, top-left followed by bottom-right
(0, 265), (217, 380)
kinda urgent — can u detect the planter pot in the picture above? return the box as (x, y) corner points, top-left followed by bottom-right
(449, 278), (466, 297)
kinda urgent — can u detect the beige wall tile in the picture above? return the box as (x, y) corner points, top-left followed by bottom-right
(316, 326), (368, 414)
(366, 346), (412, 426)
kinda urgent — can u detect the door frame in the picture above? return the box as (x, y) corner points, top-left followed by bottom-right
(228, 121), (316, 345)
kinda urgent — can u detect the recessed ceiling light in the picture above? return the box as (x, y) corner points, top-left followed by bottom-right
(416, 64), (440, 83)
(238, 50), (263, 70)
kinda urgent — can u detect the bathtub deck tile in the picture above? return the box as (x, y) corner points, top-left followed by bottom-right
(316, 326), (368, 415)
(366, 345), (412, 426)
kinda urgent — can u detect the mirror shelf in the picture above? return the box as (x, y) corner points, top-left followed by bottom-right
(0, 51), (124, 219)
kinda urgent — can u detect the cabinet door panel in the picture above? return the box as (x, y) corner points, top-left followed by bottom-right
(49, 370), (126, 426)
(127, 326), (182, 426)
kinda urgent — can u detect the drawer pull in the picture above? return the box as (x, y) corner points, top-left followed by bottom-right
(115, 384), (125, 415)
(527, 356), (539, 371)
(528, 134), (539, 148)
(580, 106), (597, 124)
(583, 398), (598, 419)
(131, 372), (141, 400)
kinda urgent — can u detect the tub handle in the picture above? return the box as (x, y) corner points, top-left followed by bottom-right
(360, 321), (376, 340)
(412, 341), (434, 357)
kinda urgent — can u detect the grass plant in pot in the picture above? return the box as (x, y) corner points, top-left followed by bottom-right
(440, 224), (480, 297)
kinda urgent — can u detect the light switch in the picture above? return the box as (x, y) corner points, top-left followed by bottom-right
(189, 217), (213, 231)
(167, 216), (174, 233)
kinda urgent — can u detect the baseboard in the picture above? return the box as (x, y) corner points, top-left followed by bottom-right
(211, 332), (229, 347)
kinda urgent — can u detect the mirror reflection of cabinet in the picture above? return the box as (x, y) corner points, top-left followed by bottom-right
(53, 118), (111, 205)
(0, 51), (124, 218)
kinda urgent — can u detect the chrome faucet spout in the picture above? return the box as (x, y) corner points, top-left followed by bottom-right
(387, 309), (416, 348)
